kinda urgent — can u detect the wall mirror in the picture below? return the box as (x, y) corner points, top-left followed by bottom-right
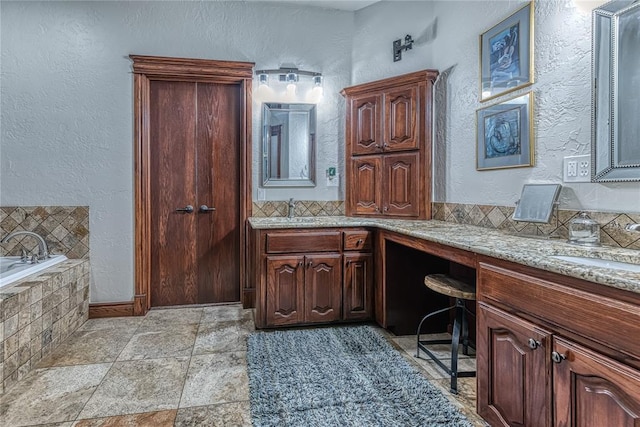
(592, 0), (640, 182)
(262, 102), (316, 187)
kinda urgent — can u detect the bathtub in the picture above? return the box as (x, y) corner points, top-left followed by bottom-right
(0, 255), (69, 288)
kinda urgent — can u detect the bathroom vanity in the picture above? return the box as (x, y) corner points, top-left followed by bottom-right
(247, 216), (640, 426)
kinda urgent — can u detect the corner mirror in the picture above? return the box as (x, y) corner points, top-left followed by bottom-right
(592, 1), (640, 182)
(262, 103), (316, 187)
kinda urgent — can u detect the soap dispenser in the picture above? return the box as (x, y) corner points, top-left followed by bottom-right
(568, 212), (601, 246)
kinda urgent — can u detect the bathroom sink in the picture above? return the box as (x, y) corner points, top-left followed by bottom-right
(551, 255), (640, 273)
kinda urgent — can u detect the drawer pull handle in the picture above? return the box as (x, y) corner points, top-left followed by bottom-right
(528, 338), (541, 350)
(551, 351), (566, 364)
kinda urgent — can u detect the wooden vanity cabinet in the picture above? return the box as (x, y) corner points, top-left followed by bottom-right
(343, 230), (374, 320)
(342, 70), (437, 219)
(477, 257), (640, 427)
(254, 228), (373, 328)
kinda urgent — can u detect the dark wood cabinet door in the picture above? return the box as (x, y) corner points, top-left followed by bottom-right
(304, 254), (342, 323)
(351, 94), (382, 155)
(383, 85), (419, 152)
(478, 303), (551, 427)
(383, 152), (420, 217)
(265, 255), (305, 326)
(343, 253), (373, 320)
(553, 337), (640, 427)
(351, 156), (382, 215)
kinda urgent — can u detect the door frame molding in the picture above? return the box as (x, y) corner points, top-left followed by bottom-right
(131, 55), (254, 316)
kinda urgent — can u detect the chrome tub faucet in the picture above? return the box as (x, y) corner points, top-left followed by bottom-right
(1, 231), (50, 261)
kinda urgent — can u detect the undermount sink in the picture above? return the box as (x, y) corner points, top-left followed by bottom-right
(551, 255), (640, 273)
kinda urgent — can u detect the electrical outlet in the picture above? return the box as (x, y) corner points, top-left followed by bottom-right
(563, 155), (591, 182)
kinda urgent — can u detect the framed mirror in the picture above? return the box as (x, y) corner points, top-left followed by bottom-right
(262, 102), (316, 187)
(592, 1), (640, 182)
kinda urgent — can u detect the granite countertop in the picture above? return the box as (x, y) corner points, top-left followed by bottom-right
(248, 216), (640, 295)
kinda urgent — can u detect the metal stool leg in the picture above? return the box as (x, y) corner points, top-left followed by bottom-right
(450, 298), (465, 394)
(415, 305), (455, 358)
(461, 303), (470, 356)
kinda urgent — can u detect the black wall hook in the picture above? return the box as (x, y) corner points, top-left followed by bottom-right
(393, 34), (414, 62)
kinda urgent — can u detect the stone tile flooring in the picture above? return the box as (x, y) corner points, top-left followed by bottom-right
(0, 305), (487, 426)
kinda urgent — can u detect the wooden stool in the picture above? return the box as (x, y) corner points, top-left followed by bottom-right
(416, 273), (476, 394)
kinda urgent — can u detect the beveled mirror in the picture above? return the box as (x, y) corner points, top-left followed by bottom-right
(262, 103), (316, 187)
(592, 0), (640, 182)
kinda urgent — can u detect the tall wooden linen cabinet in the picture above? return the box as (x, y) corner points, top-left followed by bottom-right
(341, 70), (438, 219)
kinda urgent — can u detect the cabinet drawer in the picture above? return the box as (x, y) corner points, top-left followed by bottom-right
(265, 231), (341, 253)
(478, 262), (640, 359)
(343, 230), (373, 251)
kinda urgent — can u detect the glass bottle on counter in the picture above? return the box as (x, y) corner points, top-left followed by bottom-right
(568, 212), (601, 246)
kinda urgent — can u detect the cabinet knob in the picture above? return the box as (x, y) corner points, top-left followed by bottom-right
(307, 261), (313, 267)
(527, 338), (541, 350)
(298, 261), (303, 266)
(383, 143), (389, 149)
(551, 351), (567, 364)
(347, 260), (352, 266)
(374, 144), (381, 150)
(383, 206), (389, 212)
(357, 239), (363, 245)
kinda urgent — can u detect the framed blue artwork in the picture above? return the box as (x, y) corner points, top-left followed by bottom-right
(480, 2), (534, 102)
(476, 92), (534, 170)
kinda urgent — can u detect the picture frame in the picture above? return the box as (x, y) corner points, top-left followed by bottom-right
(476, 91), (534, 171)
(479, 2), (534, 102)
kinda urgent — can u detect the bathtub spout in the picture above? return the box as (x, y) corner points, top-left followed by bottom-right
(1, 231), (49, 260)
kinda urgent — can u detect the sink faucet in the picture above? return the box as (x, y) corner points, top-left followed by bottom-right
(1, 231), (49, 260)
(625, 223), (640, 232)
(288, 198), (296, 218)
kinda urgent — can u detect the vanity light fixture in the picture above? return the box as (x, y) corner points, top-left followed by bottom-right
(255, 67), (322, 89)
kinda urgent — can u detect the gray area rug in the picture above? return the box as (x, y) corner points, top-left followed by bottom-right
(247, 325), (473, 427)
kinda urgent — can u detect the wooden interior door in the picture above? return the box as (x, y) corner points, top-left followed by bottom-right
(149, 80), (241, 307)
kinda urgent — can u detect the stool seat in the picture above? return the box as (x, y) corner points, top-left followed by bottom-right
(416, 274), (476, 394)
(424, 274), (476, 300)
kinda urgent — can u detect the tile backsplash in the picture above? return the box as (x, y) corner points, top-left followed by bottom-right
(252, 201), (344, 218)
(433, 202), (640, 250)
(0, 206), (89, 258)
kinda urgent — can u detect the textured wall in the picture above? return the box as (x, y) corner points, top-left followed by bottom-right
(353, 0), (640, 213)
(1, 1), (353, 303)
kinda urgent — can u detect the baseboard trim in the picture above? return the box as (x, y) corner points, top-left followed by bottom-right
(89, 301), (135, 318)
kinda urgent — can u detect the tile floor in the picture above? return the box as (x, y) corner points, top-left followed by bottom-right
(0, 304), (487, 426)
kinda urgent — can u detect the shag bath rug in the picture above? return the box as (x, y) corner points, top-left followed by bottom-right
(247, 325), (473, 427)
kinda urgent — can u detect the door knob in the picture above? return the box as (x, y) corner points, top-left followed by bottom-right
(199, 205), (216, 213)
(175, 205), (194, 213)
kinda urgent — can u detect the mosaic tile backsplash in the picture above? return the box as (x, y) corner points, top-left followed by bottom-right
(432, 202), (640, 250)
(252, 200), (344, 218)
(0, 206), (89, 259)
